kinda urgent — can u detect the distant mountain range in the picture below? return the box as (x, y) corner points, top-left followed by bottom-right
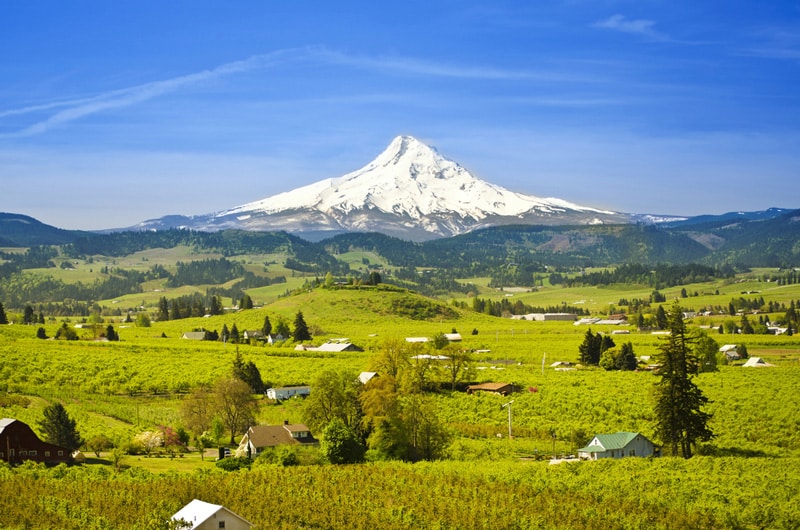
(0, 135), (796, 250)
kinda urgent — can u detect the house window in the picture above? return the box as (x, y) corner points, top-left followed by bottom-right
(0, 452), (4, 458)
(630, 450), (635, 456)
(219, 522), (225, 529)
(29, 450), (37, 457)
(45, 451), (50, 457)
(58, 451), (64, 456)
(20, 450), (27, 457)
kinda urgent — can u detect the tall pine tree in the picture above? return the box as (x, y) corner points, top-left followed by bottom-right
(293, 311), (311, 342)
(0, 301), (7, 324)
(654, 302), (713, 458)
(38, 403), (83, 451)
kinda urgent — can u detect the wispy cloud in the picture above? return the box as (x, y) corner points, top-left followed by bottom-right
(741, 28), (800, 60)
(593, 14), (666, 41)
(0, 49), (306, 138)
(1, 47), (606, 139)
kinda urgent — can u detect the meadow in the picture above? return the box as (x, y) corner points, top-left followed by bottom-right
(1, 270), (800, 529)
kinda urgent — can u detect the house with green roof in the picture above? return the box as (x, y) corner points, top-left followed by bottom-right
(578, 432), (659, 460)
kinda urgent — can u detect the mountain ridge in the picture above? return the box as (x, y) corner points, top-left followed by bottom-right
(131, 135), (630, 240)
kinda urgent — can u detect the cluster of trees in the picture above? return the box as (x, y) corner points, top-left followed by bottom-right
(552, 263), (729, 288)
(155, 294), (224, 321)
(577, 329), (625, 368)
(464, 296), (589, 317)
(0, 272), (143, 310)
(0, 246), (58, 276)
(166, 258), (246, 288)
(577, 329), (614, 365)
(303, 339), (473, 464)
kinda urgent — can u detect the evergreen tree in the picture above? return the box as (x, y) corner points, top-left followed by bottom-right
(23, 305), (35, 324)
(239, 293), (253, 310)
(38, 403), (83, 451)
(105, 325), (119, 341)
(654, 302), (713, 458)
(209, 295), (223, 316)
(655, 305), (668, 330)
(221, 323), (230, 343)
(578, 329), (601, 365)
(274, 318), (290, 338)
(616, 342), (638, 371)
(293, 311), (311, 342)
(0, 302), (7, 324)
(261, 315), (272, 336)
(36, 327), (48, 339)
(232, 351), (265, 393)
(740, 314), (754, 334)
(156, 297), (169, 321)
(230, 323), (240, 344)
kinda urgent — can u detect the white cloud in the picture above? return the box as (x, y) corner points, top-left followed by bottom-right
(593, 14), (665, 40)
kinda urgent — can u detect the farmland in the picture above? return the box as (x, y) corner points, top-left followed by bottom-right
(1, 238), (800, 528)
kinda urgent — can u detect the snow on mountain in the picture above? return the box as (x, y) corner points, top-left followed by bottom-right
(222, 135), (613, 221)
(133, 135), (630, 240)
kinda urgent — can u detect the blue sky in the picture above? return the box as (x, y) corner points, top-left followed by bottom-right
(1, 1), (798, 230)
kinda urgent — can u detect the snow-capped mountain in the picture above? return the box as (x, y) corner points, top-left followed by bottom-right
(133, 135), (630, 240)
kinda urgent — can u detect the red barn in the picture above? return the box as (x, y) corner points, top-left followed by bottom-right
(0, 418), (72, 465)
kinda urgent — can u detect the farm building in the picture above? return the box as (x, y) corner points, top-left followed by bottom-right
(171, 499), (252, 530)
(719, 344), (740, 360)
(242, 330), (264, 342)
(295, 341), (362, 352)
(743, 357), (774, 368)
(236, 421), (318, 457)
(466, 382), (514, 396)
(578, 432), (659, 460)
(358, 371), (378, 384)
(181, 331), (207, 340)
(0, 418), (72, 465)
(266, 386), (310, 401)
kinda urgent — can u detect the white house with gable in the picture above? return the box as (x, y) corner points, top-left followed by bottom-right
(578, 432), (659, 460)
(171, 499), (251, 530)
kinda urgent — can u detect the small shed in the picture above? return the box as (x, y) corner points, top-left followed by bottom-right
(719, 344), (740, 360)
(466, 382), (514, 396)
(181, 332), (207, 341)
(171, 499), (252, 530)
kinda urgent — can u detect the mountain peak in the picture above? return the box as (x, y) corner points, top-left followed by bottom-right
(143, 136), (627, 240)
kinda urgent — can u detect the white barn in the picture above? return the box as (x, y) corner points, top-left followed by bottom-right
(171, 499), (251, 530)
(266, 386), (310, 401)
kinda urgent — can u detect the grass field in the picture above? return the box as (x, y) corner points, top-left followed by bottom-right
(2, 266), (800, 528)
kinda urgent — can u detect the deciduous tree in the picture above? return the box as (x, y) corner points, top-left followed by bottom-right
(321, 418), (366, 464)
(214, 377), (258, 445)
(303, 370), (363, 434)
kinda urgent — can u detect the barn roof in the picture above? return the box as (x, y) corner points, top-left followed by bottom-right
(171, 499), (251, 529)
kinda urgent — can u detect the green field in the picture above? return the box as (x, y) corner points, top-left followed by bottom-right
(1, 264), (800, 528)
